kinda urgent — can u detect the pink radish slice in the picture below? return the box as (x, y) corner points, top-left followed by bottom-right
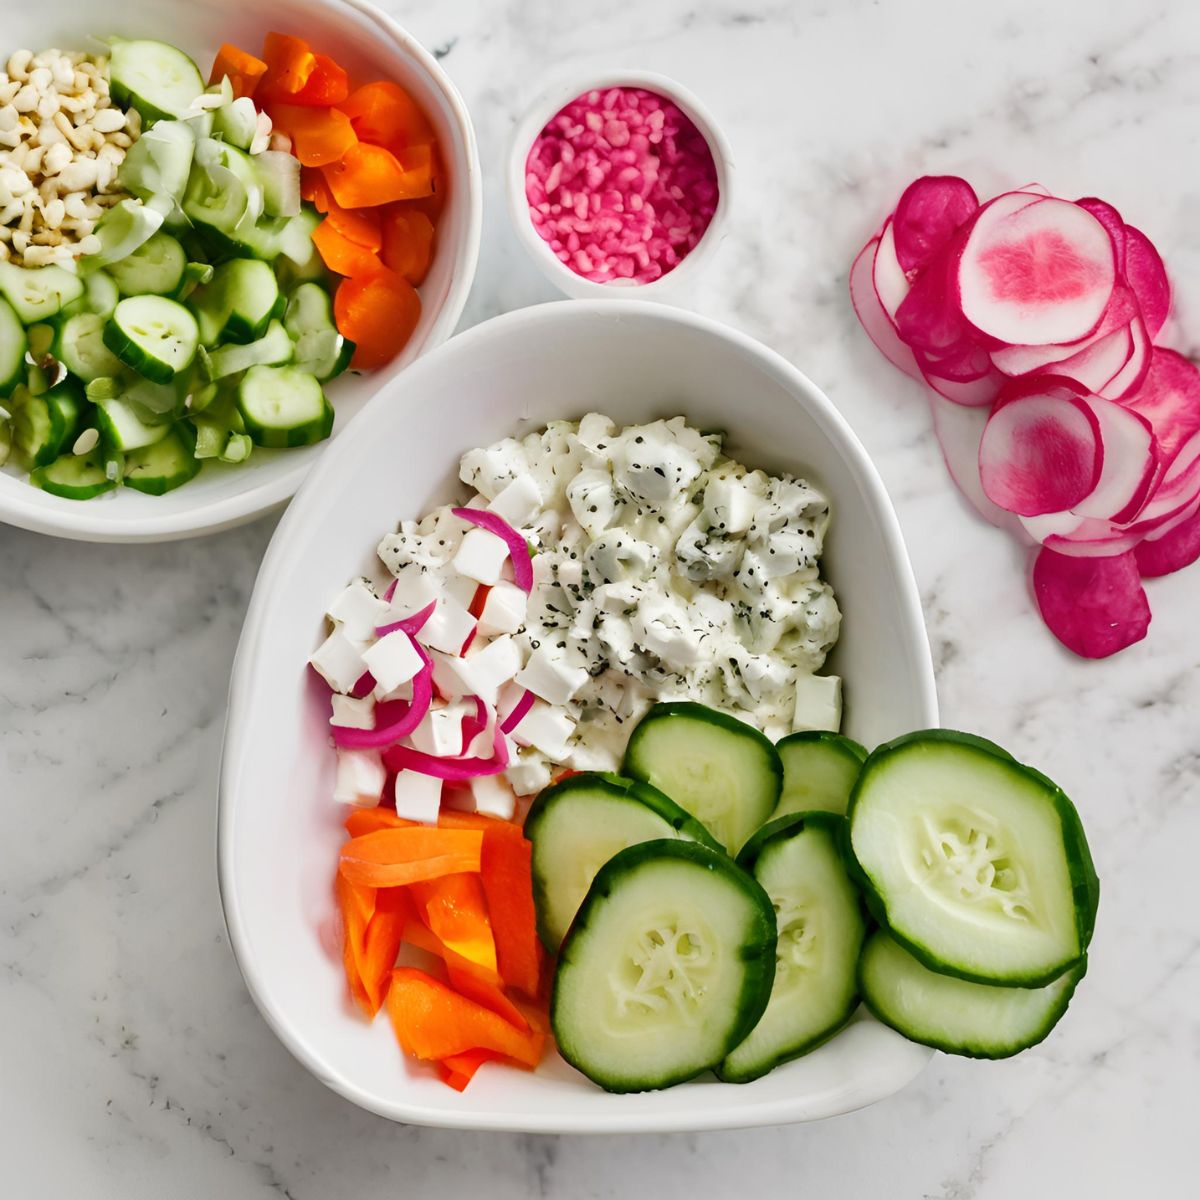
(849, 237), (922, 379)
(1075, 198), (1127, 273)
(872, 220), (910, 319)
(1096, 314), (1149, 401)
(1135, 502), (1200, 577)
(1072, 397), (1158, 523)
(1124, 347), (1200, 461)
(957, 194), (1117, 345)
(891, 175), (979, 272)
(979, 384), (1103, 516)
(1050, 324), (1135, 396)
(1032, 547), (1150, 658)
(1021, 509), (1086, 543)
(1123, 224), (1170, 339)
(922, 364), (1003, 407)
(929, 393), (1025, 531)
(1126, 430), (1200, 530)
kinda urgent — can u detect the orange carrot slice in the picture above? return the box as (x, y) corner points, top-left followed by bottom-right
(334, 267), (421, 369)
(409, 873), (496, 973)
(338, 827), (481, 888)
(438, 1048), (499, 1091)
(260, 32), (316, 96)
(386, 968), (545, 1068)
(267, 104), (357, 167)
(335, 873), (376, 1014)
(337, 81), (434, 151)
(307, 177), (383, 250)
(343, 806), (412, 838)
(209, 43), (268, 99)
(380, 207), (435, 285)
(322, 143), (433, 209)
(283, 53), (349, 107)
(312, 219), (382, 278)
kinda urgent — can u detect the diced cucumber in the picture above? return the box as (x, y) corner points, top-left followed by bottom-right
(0, 262), (84, 324)
(0, 296), (27, 395)
(108, 38), (204, 123)
(526, 771), (721, 950)
(27, 322), (55, 360)
(859, 931), (1086, 1059)
(188, 258), (280, 345)
(29, 443), (118, 500)
(847, 730), (1099, 987)
(276, 207), (321, 266)
(89, 371), (188, 421)
(772, 731), (868, 819)
(122, 422), (201, 495)
(212, 95), (259, 150)
(204, 319), (293, 380)
(54, 312), (126, 383)
(104, 296), (199, 384)
(255, 151), (301, 218)
(284, 282), (353, 381)
(0, 416), (10, 467)
(191, 409), (252, 464)
(83, 271), (120, 318)
(623, 702), (782, 853)
(95, 397), (173, 451)
(717, 813), (865, 1082)
(81, 199), (163, 272)
(237, 364), (332, 448)
(117, 119), (196, 206)
(11, 379), (83, 468)
(552, 839), (777, 1093)
(107, 232), (187, 297)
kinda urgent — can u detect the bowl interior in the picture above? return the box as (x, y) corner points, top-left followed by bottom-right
(0, 0), (479, 541)
(220, 301), (936, 1132)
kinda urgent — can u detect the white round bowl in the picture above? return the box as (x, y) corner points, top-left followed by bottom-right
(506, 69), (733, 302)
(0, 0), (481, 543)
(219, 300), (937, 1133)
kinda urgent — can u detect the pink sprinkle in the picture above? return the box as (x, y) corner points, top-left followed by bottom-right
(525, 85), (719, 285)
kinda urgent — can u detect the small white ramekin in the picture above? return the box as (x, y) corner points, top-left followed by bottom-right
(506, 69), (734, 302)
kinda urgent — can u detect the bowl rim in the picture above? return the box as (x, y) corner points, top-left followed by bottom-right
(0, 0), (482, 545)
(218, 299), (938, 1132)
(505, 68), (734, 302)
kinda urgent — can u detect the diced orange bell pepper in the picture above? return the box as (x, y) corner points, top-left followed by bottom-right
(312, 218), (382, 279)
(335, 874), (376, 1015)
(337, 81), (433, 151)
(323, 142), (433, 209)
(344, 806), (412, 838)
(438, 1049), (498, 1092)
(409, 873), (496, 973)
(260, 32), (316, 97)
(266, 103), (357, 167)
(356, 887), (411, 1016)
(334, 267), (421, 369)
(338, 827), (482, 888)
(209, 43), (268, 99)
(380, 206), (435, 286)
(385, 968), (545, 1068)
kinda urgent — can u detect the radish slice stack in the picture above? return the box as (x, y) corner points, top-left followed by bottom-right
(851, 176), (1200, 658)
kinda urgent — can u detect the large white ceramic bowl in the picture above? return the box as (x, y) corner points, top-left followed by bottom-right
(219, 301), (938, 1132)
(0, 0), (481, 543)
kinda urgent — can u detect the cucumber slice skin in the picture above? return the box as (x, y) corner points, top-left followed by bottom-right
(122, 422), (201, 495)
(773, 731), (868, 819)
(95, 397), (172, 452)
(622, 702), (782, 853)
(108, 39), (204, 124)
(0, 261), (84, 324)
(525, 771), (722, 951)
(859, 930), (1086, 1059)
(107, 231), (187, 297)
(29, 445), (118, 500)
(54, 312), (126, 383)
(236, 364), (332, 448)
(104, 296), (199, 384)
(717, 811), (866, 1083)
(551, 839), (777, 1093)
(0, 296), (27, 395)
(13, 379), (83, 467)
(846, 730), (1098, 988)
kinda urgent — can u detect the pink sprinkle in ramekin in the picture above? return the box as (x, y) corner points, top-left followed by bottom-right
(508, 71), (732, 300)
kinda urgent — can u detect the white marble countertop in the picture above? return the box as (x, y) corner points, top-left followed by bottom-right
(3, 0), (1199, 1194)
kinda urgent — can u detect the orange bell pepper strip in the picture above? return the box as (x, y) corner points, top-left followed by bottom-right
(355, 886), (411, 1016)
(209, 43), (268, 99)
(343, 806), (412, 838)
(380, 207), (435, 286)
(409, 872), (497, 973)
(322, 142), (433, 209)
(334, 267), (421, 370)
(259, 32), (316, 97)
(438, 1049), (498, 1091)
(337, 81), (433, 151)
(338, 827), (482, 889)
(266, 104), (357, 168)
(335, 874), (376, 1015)
(312, 219), (382, 279)
(386, 968), (545, 1068)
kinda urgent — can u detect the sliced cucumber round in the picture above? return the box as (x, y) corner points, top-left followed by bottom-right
(11, 380), (83, 468)
(104, 296), (199, 384)
(95, 397), (172, 452)
(107, 231), (187, 297)
(526, 771), (721, 951)
(859, 930), (1086, 1059)
(29, 443), (118, 500)
(0, 261), (84, 324)
(284, 283), (353, 382)
(236, 364), (332, 448)
(718, 812), (865, 1082)
(0, 296), (26, 396)
(773, 731), (867, 819)
(847, 730), (1098, 987)
(122, 421), (201, 495)
(204, 319), (293, 381)
(552, 839), (777, 1093)
(108, 38), (204, 123)
(622, 702), (782, 853)
(54, 312), (125, 383)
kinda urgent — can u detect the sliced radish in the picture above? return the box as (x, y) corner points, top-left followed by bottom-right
(849, 236), (922, 379)
(929, 393), (1025, 531)
(979, 383), (1103, 516)
(1127, 430), (1200, 531)
(1072, 397), (1158, 523)
(922, 365), (1003, 408)
(872, 220), (910, 319)
(957, 194), (1116, 345)
(1125, 347), (1200, 461)
(1123, 224), (1170, 339)
(1075, 197), (1127, 273)
(891, 175), (978, 272)
(896, 246), (992, 381)
(1032, 547), (1150, 658)
(1135, 501), (1200, 577)
(1021, 510), (1086, 543)
(1051, 324), (1134, 396)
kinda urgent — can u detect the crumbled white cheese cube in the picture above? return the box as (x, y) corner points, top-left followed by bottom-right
(514, 645), (589, 706)
(393, 770), (443, 823)
(468, 774), (516, 820)
(463, 634), (523, 703)
(362, 631), (424, 696)
(411, 700), (468, 757)
(453, 527), (511, 586)
(511, 700), (575, 760)
(459, 438), (528, 499)
(419, 596), (477, 655)
(333, 748), (386, 806)
(703, 476), (758, 535)
(506, 756), (552, 796)
(487, 475), (542, 528)
(429, 650), (471, 700)
(310, 627), (368, 694)
(326, 580), (389, 640)
(383, 569), (440, 620)
(478, 580), (528, 637)
(330, 693), (375, 730)
(792, 673), (842, 732)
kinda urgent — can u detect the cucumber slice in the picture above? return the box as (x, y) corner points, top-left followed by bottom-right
(104, 295), (199, 384)
(107, 232), (187, 297)
(255, 151), (301, 218)
(847, 730), (1098, 987)
(552, 839), (777, 1093)
(284, 282), (353, 381)
(192, 410), (252, 463)
(188, 258), (280, 345)
(623, 702), (782, 853)
(237, 364), (332, 448)
(0, 296), (27, 395)
(82, 199), (164, 272)
(117, 119), (196, 205)
(526, 771), (721, 950)
(83, 271), (120, 318)
(11, 379), (83, 468)
(54, 312), (125, 383)
(0, 416), (10, 467)
(859, 930), (1086, 1059)
(95, 397), (172, 451)
(276, 207), (321, 266)
(89, 371), (188, 421)
(0, 262), (84, 324)
(122, 422), (201, 495)
(108, 38), (204, 123)
(772, 731), (868, 818)
(212, 95), (259, 150)
(204, 319), (293, 380)
(29, 443), (118, 500)
(718, 813), (866, 1082)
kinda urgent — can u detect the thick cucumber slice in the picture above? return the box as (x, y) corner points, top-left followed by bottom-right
(773, 731), (868, 818)
(284, 282), (353, 381)
(847, 731), (1098, 987)
(188, 258), (280, 345)
(82, 199), (163, 272)
(203, 319), (293, 380)
(236, 364), (332, 448)
(256, 151), (302, 219)
(212, 95), (259, 150)
(526, 771), (721, 950)
(718, 813), (865, 1082)
(11, 380), (83, 468)
(95, 397), (172, 452)
(83, 271), (120, 318)
(0, 296), (26, 395)
(277, 208), (322, 266)
(117, 119), (195, 205)
(623, 702), (782, 852)
(108, 39), (204, 123)
(104, 296), (199, 384)
(0, 262), (84, 324)
(29, 444), (118, 500)
(54, 312), (125, 383)
(107, 232), (187, 297)
(552, 839), (777, 1093)
(122, 422), (201, 495)
(859, 930), (1086, 1059)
